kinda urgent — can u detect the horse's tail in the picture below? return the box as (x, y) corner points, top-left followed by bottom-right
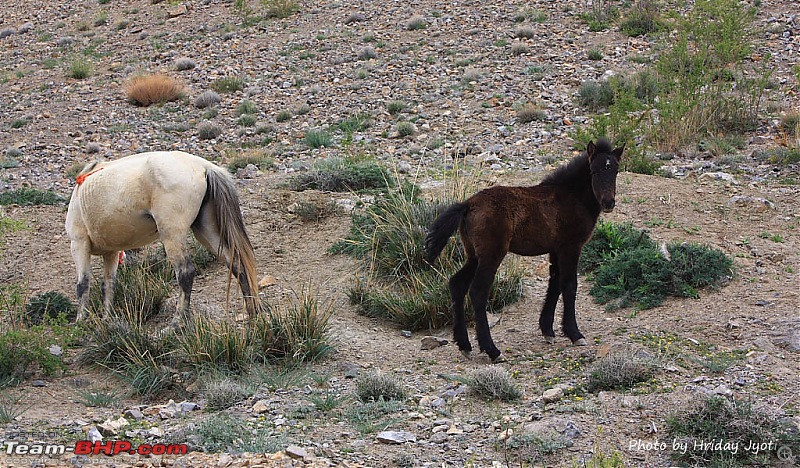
(424, 202), (469, 264)
(203, 166), (262, 315)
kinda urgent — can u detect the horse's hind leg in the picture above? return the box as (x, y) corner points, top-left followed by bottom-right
(162, 234), (195, 323)
(449, 256), (478, 358)
(101, 251), (121, 315)
(469, 257), (504, 362)
(539, 253), (561, 344)
(70, 240), (92, 321)
(558, 252), (587, 346)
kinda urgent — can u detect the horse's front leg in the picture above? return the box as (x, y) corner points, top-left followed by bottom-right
(101, 251), (121, 315)
(71, 240), (92, 322)
(559, 253), (587, 346)
(539, 253), (561, 344)
(449, 257), (478, 358)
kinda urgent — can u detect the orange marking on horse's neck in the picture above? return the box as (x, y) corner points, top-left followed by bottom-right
(76, 167), (103, 185)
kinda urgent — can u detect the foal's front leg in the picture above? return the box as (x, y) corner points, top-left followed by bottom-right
(539, 253), (561, 344)
(559, 254), (587, 346)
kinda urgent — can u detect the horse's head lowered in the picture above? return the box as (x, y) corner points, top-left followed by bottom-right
(587, 139), (624, 213)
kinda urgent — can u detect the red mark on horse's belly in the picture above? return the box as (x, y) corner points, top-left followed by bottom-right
(76, 167), (104, 185)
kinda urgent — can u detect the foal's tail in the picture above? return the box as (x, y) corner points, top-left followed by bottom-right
(203, 167), (262, 316)
(424, 202), (469, 264)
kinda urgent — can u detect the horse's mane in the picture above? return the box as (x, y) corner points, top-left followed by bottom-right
(539, 139), (613, 186)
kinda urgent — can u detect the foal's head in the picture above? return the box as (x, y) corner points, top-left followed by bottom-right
(587, 139), (624, 213)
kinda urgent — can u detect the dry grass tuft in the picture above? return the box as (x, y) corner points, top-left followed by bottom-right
(125, 74), (184, 106)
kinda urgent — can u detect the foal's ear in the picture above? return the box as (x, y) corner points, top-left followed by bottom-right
(612, 144), (625, 161)
(586, 140), (597, 160)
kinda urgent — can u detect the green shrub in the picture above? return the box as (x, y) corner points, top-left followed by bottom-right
(587, 226), (733, 310)
(0, 326), (69, 387)
(262, 0), (299, 18)
(226, 149), (273, 173)
(235, 100), (258, 116)
(619, 1), (665, 37)
(405, 15), (426, 31)
(75, 388), (121, 407)
(197, 121), (223, 140)
(667, 396), (800, 466)
(303, 129), (332, 148)
(211, 76), (245, 93)
(0, 393), (27, 423)
(0, 188), (65, 206)
(67, 59), (92, 79)
(275, 110), (291, 122)
(177, 314), (253, 372)
(386, 100), (407, 115)
(180, 412), (285, 453)
(288, 157), (393, 192)
(250, 287), (334, 363)
(237, 114), (257, 127)
(396, 121), (415, 137)
(579, 221), (655, 274)
(25, 291), (76, 325)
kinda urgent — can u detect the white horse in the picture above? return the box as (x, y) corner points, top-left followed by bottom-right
(65, 151), (262, 322)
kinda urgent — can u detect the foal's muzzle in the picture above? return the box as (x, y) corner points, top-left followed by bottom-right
(601, 199), (616, 212)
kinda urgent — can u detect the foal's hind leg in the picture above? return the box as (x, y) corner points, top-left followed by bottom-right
(469, 257), (504, 362)
(449, 256), (478, 358)
(539, 253), (561, 344)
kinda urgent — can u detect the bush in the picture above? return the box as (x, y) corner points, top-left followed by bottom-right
(515, 102), (546, 123)
(250, 287), (334, 363)
(587, 351), (660, 391)
(0, 326), (69, 387)
(579, 221), (654, 273)
(0, 188), (65, 206)
(355, 371), (406, 402)
(194, 90), (221, 108)
(175, 57), (196, 71)
(396, 121), (415, 137)
(619, 1), (665, 37)
(288, 157), (393, 192)
(405, 15), (426, 31)
(226, 149), (272, 173)
(262, 0), (299, 19)
(466, 366), (522, 401)
(586, 223), (734, 310)
(79, 307), (176, 396)
(303, 129), (333, 148)
(235, 99), (258, 116)
(125, 74), (183, 106)
(386, 100), (407, 115)
(198, 121), (223, 140)
(204, 378), (251, 410)
(211, 76), (245, 93)
(667, 396), (800, 466)
(25, 291), (76, 325)
(177, 314), (253, 372)
(67, 59), (92, 79)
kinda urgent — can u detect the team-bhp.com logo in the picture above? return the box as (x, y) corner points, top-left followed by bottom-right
(3, 440), (188, 456)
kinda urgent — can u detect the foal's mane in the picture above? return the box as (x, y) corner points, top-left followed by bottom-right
(539, 139), (613, 187)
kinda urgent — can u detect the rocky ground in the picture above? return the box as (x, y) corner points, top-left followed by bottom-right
(1, 0), (800, 467)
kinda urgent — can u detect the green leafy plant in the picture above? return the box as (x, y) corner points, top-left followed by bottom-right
(288, 156), (393, 192)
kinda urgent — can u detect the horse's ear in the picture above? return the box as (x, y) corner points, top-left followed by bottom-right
(612, 144), (625, 161)
(586, 140), (597, 160)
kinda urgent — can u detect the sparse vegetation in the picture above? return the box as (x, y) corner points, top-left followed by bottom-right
(303, 129), (333, 148)
(67, 58), (92, 79)
(194, 90), (221, 109)
(211, 76), (245, 93)
(466, 366), (522, 401)
(405, 15), (427, 31)
(198, 121), (223, 140)
(355, 371), (406, 402)
(667, 395), (800, 466)
(288, 156), (392, 192)
(125, 74), (183, 106)
(588, 351), (660, 391)
(515, 102), (546, 123)
(25, 291), (76, 325)
(0, 188), (64, 206)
